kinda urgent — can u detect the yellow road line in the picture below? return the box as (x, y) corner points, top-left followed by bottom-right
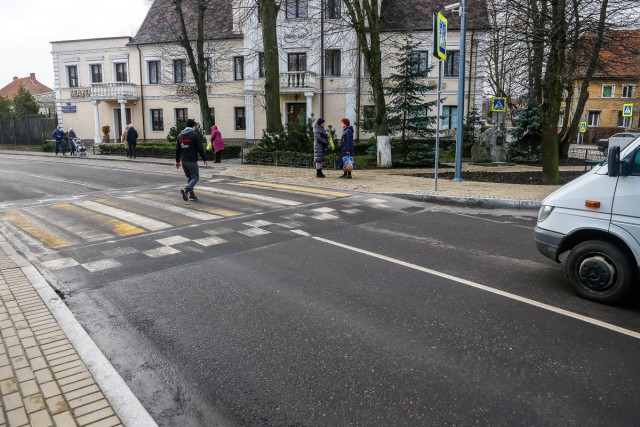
(52, 203), (145, 236)
(137, 194), (241, 218)
(0, 211), (73, 248)
(238, 181), (351, 198)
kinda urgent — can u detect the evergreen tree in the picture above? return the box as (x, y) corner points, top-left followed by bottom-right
(385, 37), (437, 146)
(463, 108), (483, 157)
(12, 86), (39, 118)
(0, 96), (12, 118)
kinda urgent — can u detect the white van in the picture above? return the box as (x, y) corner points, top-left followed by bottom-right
(535, 137), (640, 303)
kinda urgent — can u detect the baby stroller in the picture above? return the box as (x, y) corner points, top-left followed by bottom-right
(73, 138), (87, 156)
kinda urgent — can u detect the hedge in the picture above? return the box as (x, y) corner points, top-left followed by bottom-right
(97, 142), (242, 159)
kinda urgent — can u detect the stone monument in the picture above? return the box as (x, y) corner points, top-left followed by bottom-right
(471, 128), (508, 164)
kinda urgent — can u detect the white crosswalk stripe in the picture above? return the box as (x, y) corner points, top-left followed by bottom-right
(197, 186), (302, 206)
(75, 201), (172, 231)
(119, 195), (221, 221)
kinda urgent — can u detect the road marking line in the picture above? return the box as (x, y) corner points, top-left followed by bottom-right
(238, 181), (351, 198)
(75, 201), (171, 231)
(243, 220), (273, 228)
(311, 213), (340, 221)
(156, 236), (191, 246)
(194, 236), (227, 247)
(137, 193), (241, 218)
(238, 228), (271, 237)
(313, 207), (337, 213)
(0, 211), (73, 248)
(81, 259), (122, 273)
(52, 203), (145, 237)
(291, 230), (310, 236)
(120, 195), (222, 221)
(313, 236), (640, 340)
(143, 246), (180, 258)
(197, 187), (302, 206)
(42, 258), (79, 270)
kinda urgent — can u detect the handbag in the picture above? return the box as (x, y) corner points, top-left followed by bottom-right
(329, 135), (335, 151)
(343, 155), (354, 172)
(206, 139), (212, 151)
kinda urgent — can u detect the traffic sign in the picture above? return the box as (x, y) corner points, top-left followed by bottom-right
(433, 13), (447, 61)
(579, 122), (587, 133)
(491, 97), (507, 112)
(622, 103), (633, 118)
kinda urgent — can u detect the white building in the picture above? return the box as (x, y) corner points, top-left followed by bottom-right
(51, 0), (489, 143)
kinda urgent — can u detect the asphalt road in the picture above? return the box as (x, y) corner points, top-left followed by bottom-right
(1, 154), (639, 426)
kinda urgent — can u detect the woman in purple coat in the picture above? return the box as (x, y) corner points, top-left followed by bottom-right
(210, 125), (224, 163)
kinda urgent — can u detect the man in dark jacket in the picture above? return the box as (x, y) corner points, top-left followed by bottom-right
(126, 124), (138, 159)
(175, 119), (208, 201)
(52, 126), (66, 156)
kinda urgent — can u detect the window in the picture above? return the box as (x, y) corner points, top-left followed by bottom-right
(325, 0), (341, 18)
(622, 85), (635, 98)
(235, 107), (246, 130)
(174, 60), (186, 83)
(410, 51), (429, 77)
(618, 112), (632, 128)
(286, 0), (307, 18)
(288, 53), (307, 72)
(587, 111), (600, 127)
(209, 108), (216, 126)
(602, 85), (614, 98)
(175, 108), (188, 124)
(204, 58), (212, 82)
(115, 63), (128, 82)
(148, 61), (161, 84)
(151, 109), (164, 131)
(632, 150), (640, 176)
(67, 66), (78, 88)
(90, 64), (102, 83)
(234, 56), (244, 80)
(444, 51), (459, 77)
(362, 105), (376, 131)
(325, 50), (341, 77)
(441, 106), (458, 130)
(362, 56), (370, 78)
(258, 53), (266, 78)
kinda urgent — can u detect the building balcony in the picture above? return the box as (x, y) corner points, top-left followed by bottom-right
(280, 71), (318, 93)
(90, 82), (139, 100)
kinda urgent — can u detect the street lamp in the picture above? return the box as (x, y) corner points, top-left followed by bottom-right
(445, 0), (466, 182)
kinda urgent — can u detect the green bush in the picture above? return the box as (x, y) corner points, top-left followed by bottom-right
(260, 117), (315, 153)
(97, 141), (242, 160)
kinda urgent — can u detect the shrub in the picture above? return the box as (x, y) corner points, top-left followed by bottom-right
(167, 121), (205, 143)
(260, 117), (314, 152)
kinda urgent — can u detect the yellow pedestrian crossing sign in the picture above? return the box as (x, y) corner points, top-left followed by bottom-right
(579, 122), (587, 133)
(622, 104), (633, 118)
(491, 97), (507, 112)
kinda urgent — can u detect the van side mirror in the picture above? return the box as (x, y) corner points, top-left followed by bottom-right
(608, 146), (620, 177)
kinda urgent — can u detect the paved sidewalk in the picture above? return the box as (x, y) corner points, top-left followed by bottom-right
(0, 239), (156, 427)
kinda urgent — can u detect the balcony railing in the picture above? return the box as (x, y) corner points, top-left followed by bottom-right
(280, 71), (317, 91)
(91, 82), (138, 100)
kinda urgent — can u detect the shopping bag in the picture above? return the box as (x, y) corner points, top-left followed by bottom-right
(206, 139), (212, 151)
(329, 135), (335, 151)
(343, 156), (354, 172)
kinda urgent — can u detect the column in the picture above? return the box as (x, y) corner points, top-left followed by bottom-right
(118, 99), (127, 141)
(92, 100), (101, 144)
(244, 94), (255, 139)
(304, 92), (314, 119)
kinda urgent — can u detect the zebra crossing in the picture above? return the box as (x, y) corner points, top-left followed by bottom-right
(0, 178), (408, 277)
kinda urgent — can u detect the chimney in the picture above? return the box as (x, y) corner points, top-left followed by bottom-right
(30, 73), (35, 79)
(13, 77), (18, 81)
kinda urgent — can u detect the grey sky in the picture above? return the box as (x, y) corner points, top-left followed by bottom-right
(0, 0), (151, 90)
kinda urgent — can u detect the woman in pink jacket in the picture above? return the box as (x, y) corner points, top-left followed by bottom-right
(210, 125), (224, 163)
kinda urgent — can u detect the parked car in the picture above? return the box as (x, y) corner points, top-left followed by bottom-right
(596, 132), (640, 152)
(535, 142), (640, 304)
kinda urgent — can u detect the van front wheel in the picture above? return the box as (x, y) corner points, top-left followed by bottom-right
(565, 240), (636, 304)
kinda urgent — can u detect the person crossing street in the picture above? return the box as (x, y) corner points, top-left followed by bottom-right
(175, 119), (208, 201)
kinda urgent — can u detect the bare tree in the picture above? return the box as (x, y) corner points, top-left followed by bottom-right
(343, 0), (391, 167)
(258, 0), (283, 133)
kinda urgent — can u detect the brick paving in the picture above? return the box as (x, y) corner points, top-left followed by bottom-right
(0, 250), (122, 427)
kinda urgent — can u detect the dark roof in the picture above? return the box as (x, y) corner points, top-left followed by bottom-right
(0, 74), (53, 99)
(381, 0), (490, 32)
(131, 0), (240, 45)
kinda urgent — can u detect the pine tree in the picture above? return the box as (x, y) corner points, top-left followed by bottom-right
(385, 37), (437, 147)
(12, 86), (40, 118)
(0, 96), (12, 118)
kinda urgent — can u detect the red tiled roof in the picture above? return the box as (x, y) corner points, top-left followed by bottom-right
(0, 74), (53, 99)
(578, 30), (640, 79)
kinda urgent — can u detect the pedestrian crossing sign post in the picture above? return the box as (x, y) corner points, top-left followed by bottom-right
(491, 97), (507, 112)
(622, 103), (633, 118)
(579, 122), (587, 133)
(433, 12), (447, 61)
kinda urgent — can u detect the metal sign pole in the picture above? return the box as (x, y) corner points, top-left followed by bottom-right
(435, 58), (443, 192)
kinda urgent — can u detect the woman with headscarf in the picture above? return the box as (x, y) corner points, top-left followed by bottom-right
(210, 125), (224, 163)
(313, 118), (329, 178)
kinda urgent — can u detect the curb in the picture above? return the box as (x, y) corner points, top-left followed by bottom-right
(0, 237), (158, 427)
(391, 193), (542, 210)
